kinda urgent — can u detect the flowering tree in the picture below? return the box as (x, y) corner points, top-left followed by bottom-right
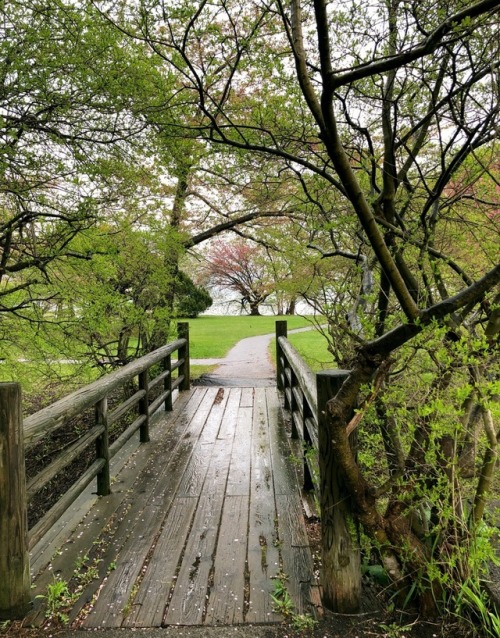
(203, 241), (273, 315)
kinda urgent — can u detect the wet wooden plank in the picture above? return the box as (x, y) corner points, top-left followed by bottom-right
(204, 435), (235, 495)
(164, 393), (240, 626)
(226, 406), (252, 496)
(275, 494), (309, 547)
(246, 492), (282, 623)
(83, 501), (177, 628)
(197, 391), (238, 497)
(275, 493), (315, 617)
(204, 495), (249, 625)
(217, 388), (241, 440)
(142, 389), (215, 508)
(67, 389), (209, 624)
(123, 388), (237, 628)
(240, 387), (254, 408)
(120, 497), (197, 628)
(279, 545), (315, 615)
(165, 492), (225, 625)
(267, 387), (297, 495)
(176, 387), (226, 497)
(246, 389), (282, 623)
(80, 437), (201, 628)
(250, 388), (274, 500)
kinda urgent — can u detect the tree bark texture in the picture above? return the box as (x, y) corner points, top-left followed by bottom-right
(317, 370), (361, 613)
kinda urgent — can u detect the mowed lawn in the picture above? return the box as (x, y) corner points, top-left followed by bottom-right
(178, 315), (334, 375)
(180, 314), (312, 358)
(13, 315), (333, 396)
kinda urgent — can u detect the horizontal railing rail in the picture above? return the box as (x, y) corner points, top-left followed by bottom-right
(0, 323), (190, 619)
(276, 325), (319, 493)
(24, 337), (187, 449)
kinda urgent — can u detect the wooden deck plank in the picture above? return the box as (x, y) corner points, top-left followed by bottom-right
(201, 392), (239, 496)
(226, 406), (252, 496)
(118, 497), (197, 628)
(204, 495), (249, 625)
(217, 388), (241, 440)
(246, 495), (282, 624)
(239, 387), (254, 408)
(275, 494), (310, 547)
(164, 492), (225, 626)
(176, 387), (226, 497)
(270, 387), (316, 617)
(246, 388), (282, 624)
(163, 391), (241, 626)
(83, 498), (194, 628)
(127, 390), (239, 627)
(275, 494), (315, 617)
(28, 386), (316, 629)
(68, 388), (211, 624)
(280, 546), (315, 615)
(141, 389), (216, 508)
(80, 411), (205, 628)
(266, 387), (297, 496)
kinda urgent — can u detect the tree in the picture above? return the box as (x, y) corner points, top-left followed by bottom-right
(203, 240), (273, 315)
(0, 0), (169, 348)
(174, 271), (212, 318)
(102, 0), (500, 617)
(1, 1), (286, 370)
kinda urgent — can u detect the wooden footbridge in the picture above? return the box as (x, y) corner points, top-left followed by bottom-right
(1, 322), (361, 628)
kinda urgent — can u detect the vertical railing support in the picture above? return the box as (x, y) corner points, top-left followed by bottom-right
(276, 320), (287, 391)
(316, 370), (361, 613)
(139, 370), (150, 442)
(164, 353), (173, 411)
(177, 322), (190, 391)
(0, 383), (31, 619)
(96, 397), (111, 496)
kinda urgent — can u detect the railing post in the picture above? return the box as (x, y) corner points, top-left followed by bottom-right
(0, 383), (31, 619)
(164, 353), (173, 411)
(177, 322), (190, 391)
(139, 370), (150, 443)
(316, 370), (361, 613)
(95, 397), (111, 496)
(276, 320), (287, 391)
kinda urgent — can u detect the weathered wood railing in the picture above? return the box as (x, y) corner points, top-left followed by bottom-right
(0, 323), (190, 619)
(275, 320), (361, 614)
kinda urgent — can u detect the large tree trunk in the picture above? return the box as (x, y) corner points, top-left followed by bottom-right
(286, 298), (296, 315)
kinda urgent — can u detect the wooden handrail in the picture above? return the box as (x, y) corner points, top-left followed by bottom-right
(275, 320), (361, 613)
(276, 329), (319, 492)
(23, 339), (185, 448)
(277, 336), (317, 416)
(0, 324), (191, 619)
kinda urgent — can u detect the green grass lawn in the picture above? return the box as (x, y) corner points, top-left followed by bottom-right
(178, 314), (313, 359)
(284, 329), (335, 371)
(181, 315), (334, 377)
(11, 314), (331, 400)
